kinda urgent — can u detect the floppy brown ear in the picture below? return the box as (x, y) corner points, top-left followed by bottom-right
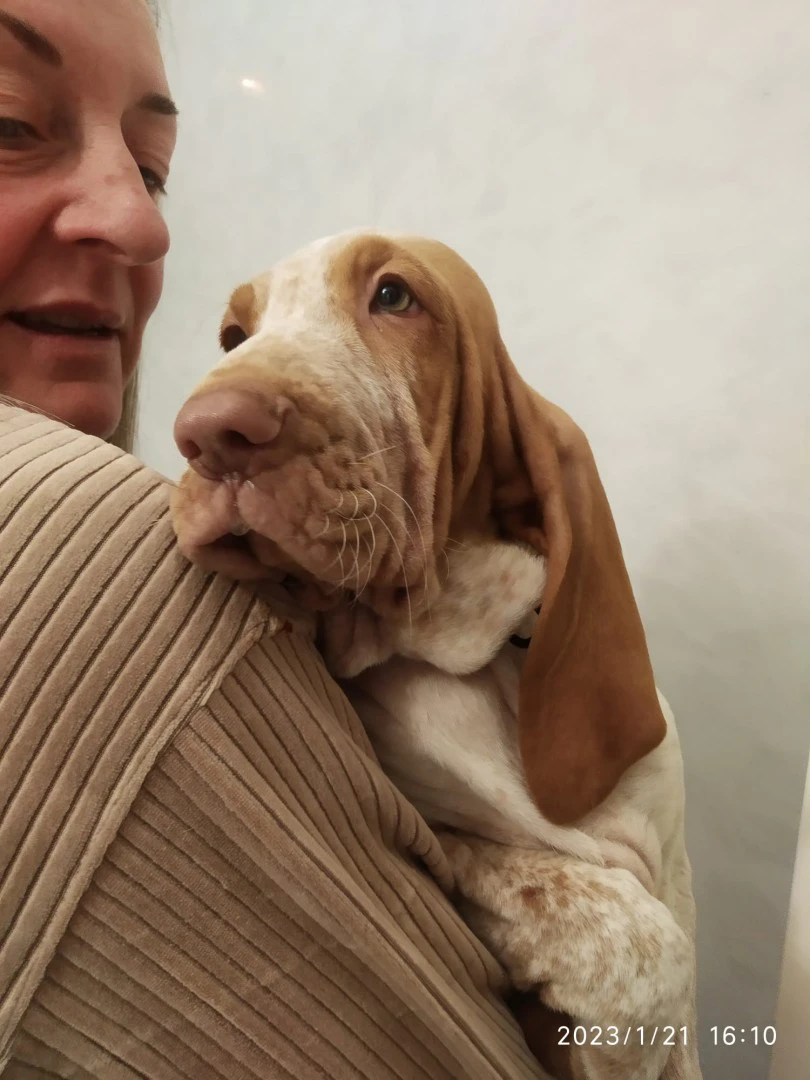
(497, 360), (667, 826)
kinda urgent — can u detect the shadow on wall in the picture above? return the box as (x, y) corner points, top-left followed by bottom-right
(636, 507), (809, 1080)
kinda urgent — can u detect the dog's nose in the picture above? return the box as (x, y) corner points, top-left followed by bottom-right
(174, 388), (291, 477)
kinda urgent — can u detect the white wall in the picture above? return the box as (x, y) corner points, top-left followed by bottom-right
(770, 761), (810, 1078)
(139, 2), (810, 1075)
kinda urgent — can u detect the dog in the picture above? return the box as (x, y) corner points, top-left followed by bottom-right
(171, 230), (702, 1080)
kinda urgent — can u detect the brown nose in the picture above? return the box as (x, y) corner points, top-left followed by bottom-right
(174, 387), (291, 477)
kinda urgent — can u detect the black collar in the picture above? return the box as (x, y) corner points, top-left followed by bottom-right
(509, 605), (541, 649)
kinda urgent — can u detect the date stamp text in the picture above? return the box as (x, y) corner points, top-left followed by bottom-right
(556, 1026), (689, 1048)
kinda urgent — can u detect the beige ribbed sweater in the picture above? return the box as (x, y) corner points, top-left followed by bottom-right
(0, 404), (545, 1079)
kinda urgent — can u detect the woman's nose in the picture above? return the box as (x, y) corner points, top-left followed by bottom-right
(52, 138), (170, 266)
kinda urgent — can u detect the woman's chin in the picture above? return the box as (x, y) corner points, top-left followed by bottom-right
(23, 381), (125, 440)
(59, 384), (124, 439)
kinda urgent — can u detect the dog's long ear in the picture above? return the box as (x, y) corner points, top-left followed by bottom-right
(495, 355), (667, 826)
(385, 235), (666, 825)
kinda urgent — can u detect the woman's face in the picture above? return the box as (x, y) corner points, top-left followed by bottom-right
(0, 0), (175, 437)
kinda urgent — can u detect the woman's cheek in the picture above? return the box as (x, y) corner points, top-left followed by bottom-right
(0, 198), (42, 301)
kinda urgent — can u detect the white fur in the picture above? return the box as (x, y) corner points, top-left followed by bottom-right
(335, 539), (701, 1080)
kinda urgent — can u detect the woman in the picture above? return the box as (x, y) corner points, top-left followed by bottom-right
(0, 2), (544, 1076)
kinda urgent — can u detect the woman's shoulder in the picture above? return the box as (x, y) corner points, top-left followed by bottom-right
(0, 401), (286, 1047)
(0, 397), (173, 486)
(0, 398), (277, 743)
(0, 399), (179, 579)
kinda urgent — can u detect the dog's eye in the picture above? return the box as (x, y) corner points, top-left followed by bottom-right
(220, 324), (248, 353)
(373, 280), (415, 314)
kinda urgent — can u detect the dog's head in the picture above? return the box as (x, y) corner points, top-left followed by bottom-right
(172, 230), (665, 824)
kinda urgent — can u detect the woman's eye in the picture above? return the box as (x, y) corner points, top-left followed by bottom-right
(0, 117), (41, 144)
(373, 281), (415, 314)
(139, 165), (167, 196)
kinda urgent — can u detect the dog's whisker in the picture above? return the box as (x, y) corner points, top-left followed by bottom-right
(343, 520), (361, 590)
(373, 480), (431, 621)
(322, 518), (349, 576)
(441, 547), (451, 580)
(336, 536), (346, 593)
(357, 489), (378, 601)
(322, 492), (379, 595)
(312, 515), (332, 540)
(348, 534), (373, 605)
(349, 535), (369, 604)
(372, 509), (413, 630)
(337, 511), (382, 594)
(353, 443), (400, 462)
(371, 481), (427, 565)
(332, 488), (372, 522)
(357, 532), (376, 602)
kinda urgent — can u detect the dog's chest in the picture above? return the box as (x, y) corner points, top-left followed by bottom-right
(330, 539), (677, 888)
(348, 620), (552, 844)
(339, 542), (552, 844)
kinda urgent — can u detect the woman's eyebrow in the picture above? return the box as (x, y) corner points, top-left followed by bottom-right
(0, 9), (62, 67)
(0, 10), (178, 118)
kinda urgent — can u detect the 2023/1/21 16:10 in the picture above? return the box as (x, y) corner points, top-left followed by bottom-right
(555, 1025), (777, 1049)
(710, 1026), (777, 1046)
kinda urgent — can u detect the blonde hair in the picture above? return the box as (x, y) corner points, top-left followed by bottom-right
(107, 371), (140, 452)
(108, 0), (162, 453)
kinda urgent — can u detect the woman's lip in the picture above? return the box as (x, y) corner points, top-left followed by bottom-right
(7, 317), (115, 339)
(4, 318), (118, 344)
(4, 302), (125, 332)
(1, 317), (123, 369)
